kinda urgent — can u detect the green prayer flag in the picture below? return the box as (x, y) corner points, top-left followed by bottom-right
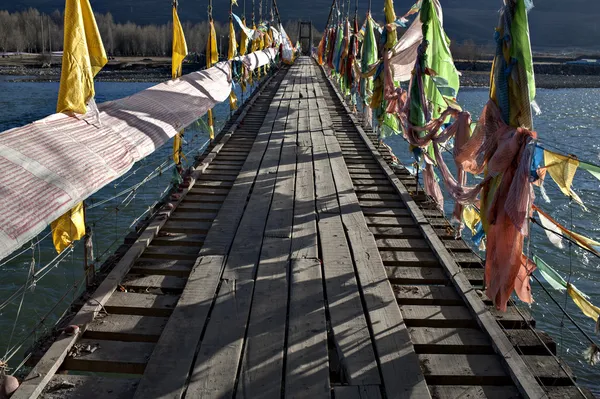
(533, 255), (567, 292)
(580, 161), (600, 181)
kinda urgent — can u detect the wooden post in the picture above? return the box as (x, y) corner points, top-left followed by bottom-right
(83, 203), (94, 289)
(415, 163), (419, 195)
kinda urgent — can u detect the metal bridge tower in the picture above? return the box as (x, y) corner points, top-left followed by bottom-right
(298, 21), (313, 56)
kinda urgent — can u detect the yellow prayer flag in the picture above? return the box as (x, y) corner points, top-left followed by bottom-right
(462, 206), (481, 235)
(173, 132), (183, 165)
(207, 109), (215, 140)
(206, 20), (218, 68)
(51, 202), (86, 254)
(543, 150), (586, 209)
(172, 5), (188, 167)
(251, 25), (260, 52)
(384, 0), (397, 48)
(228, 20), (238, 60)
(206, 20), (218, 140)
(56, 0), (108, 115)
(171, 6), (188, 79)
(568, 284), (600, 322)
(53, 0), (107, 253)
(239, 17), (249, 56)
(228, 19), (238, 111)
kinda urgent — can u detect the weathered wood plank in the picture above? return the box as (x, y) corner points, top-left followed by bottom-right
(394, 285), (463, 306)
(409, 327), (492, 354)
(86, 314), (168, 342)
(386, 267), (448, 285)
(136, 69), (295, 399)
(379, 250), (440, 267)
(132, 255), (226, 399)
(427, 385), (520, 399)
(365, 216), (417, 227)
(41, 375), (139, 399)
(418, 354), (510, 385)
(291, 146), (318, 259)
(62, 339), (154, 374)
(375, 238), (431, 250)
(285, 259), (329, 399)
(401, 305), (475, 328)
(368, 226), (423, 238)
(317, 209), (379, 385)
(186, 279), (255, 398)
(104, 292), (179, 317)
(238, 239), (290, 399)
(186, 69), (297, 398)
(130, 258), (195, 276)
(222, 134), (283, 279)
(121, 274), (187, 291)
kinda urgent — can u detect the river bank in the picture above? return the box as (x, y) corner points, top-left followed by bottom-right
(3, 56), (600, 88)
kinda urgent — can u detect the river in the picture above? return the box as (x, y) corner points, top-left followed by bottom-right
(0, 76), (598, 394)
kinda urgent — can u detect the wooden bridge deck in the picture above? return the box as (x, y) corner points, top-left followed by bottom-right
(15, 57), (590, 399)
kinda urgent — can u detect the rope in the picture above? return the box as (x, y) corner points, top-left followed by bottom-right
(3, 245), (35, 361)
(0, 231), (51, 270)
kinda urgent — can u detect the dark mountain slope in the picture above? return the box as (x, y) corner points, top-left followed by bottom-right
(2, 0), (599, 49)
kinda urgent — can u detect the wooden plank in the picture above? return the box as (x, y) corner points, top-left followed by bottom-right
(409, 327), (492, 354)
(337, 100), (544, 396)
(132, 255), (226, 399)
(376, 238), (431, 250)
(141, 245), (199, 260)
(237, 240), (290, 396)
(401, 305), (475, 328)
(379, 250), (440, 267)
(505, 329), (556, 355)
(334, 386), (362, 399)
(331, 384), (384, 399)
(522, 355), (574, 383)
(221, 134), (283, 280)
(162, 220), (212, 234)
(365, 216), (416, 227)
(41, 375), (139, 399)
(121, 274), (187, 291)
(86, 314), (168, 342)
(317, 217), (379, 385)
(418, 354), (510, 385)
(62, 339), (154, 374)
(186, 69), (297, 398)
(368, 226), (423, 238)
(359, 200), (405, 209)
(151, 232), (206, 246)
(104, 292), (179, 317)
(356, 193), (401, 200)
(361, 208), (410, 217)
(135, 68), (294, 399)
(285, 259), (329, 399)
(186, 279), (255, 398)
(386, 267), (447, 285)
(238, 68), (299, 397)
(394, 285), (463, 306)
(291, 147), (318, 259)
(546, 386), (596, 399)
(427, 385), (520, 399)
(315, 84), (428, 395)
(130, 258), (195, 276)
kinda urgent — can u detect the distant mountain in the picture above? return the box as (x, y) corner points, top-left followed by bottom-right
(1, 0), (599, 49)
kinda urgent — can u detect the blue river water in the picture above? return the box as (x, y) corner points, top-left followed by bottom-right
(0, 76), (598, 393)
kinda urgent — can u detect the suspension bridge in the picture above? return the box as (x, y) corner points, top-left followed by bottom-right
(2, 57), (590, 399)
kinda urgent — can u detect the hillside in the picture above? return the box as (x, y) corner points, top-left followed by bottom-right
(1, 0), (599, 50)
